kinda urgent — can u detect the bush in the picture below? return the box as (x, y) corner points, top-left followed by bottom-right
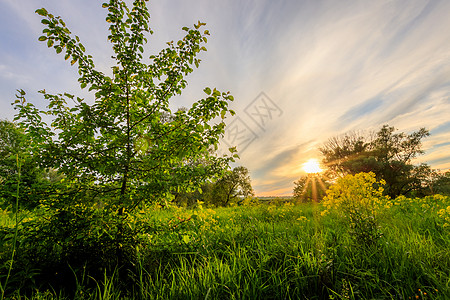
(322, 172), (389, 246)
(1, 202), (146, 295)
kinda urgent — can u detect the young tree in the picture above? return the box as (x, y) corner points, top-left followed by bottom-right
(12, 0), (237, 275)
(14, 0), (236, 211)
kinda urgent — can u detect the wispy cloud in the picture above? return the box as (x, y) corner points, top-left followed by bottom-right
(1, 0), (449, 195)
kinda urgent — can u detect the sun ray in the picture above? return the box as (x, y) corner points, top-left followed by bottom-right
(300, 176), (312, 197)
(317, 177), (328, 193)
(311, 177), (317, 202)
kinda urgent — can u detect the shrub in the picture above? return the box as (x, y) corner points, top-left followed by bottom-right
(322, 172), (389, 246)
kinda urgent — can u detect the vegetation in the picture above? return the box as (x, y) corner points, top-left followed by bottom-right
(7, 0), (237, 285)
(293, 173), (330, 203)
(15, 0), (235, 209)
(175, 166), (254, 207)
(0, 120), (48, 210)
(320, 125), (433, 198)
(1, 193), (449, 299)
(1, 1), (449, 299)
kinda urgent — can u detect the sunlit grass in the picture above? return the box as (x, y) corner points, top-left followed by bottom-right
(1, 195), (449, 299)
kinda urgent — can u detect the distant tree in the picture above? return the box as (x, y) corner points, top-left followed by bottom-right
(172, 166), (254, 207)
(212, 166), (254, 206)
(174, 181), (214, 207)
(319, 131), (374, 175)
(293, 173), (330, 202)
(0, 119), (45, 209)
(427, 170), (450, 195)
(320, 125), (430, 197)
(0, 119), (25, 181)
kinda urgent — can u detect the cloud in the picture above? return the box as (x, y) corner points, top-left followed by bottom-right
(1, 0), (450, 195)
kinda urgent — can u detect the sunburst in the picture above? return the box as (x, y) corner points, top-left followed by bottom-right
(296, 159), (328, 202)
(302, 159), (323, 174)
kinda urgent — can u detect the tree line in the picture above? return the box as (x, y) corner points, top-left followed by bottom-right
(294, 124), (450, 202)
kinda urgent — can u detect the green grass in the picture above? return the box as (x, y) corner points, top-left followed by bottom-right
(1, 196), (449, 299)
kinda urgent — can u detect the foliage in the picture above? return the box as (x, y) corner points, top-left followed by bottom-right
(322, 172), (389, 246)
(1, 197), (449, 298)
(14, 0), (235, 212)
(387, 193), (450, 228)
(209, 166), (254, 206)
(174, 166), (254, 207)
(427, 170), (450, 195)
(8, 0), (237, 287)
(0, 120), (51, 209)
(320, 125), (431, 197)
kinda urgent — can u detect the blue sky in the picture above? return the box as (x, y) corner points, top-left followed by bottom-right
(1, 0), (450, 196)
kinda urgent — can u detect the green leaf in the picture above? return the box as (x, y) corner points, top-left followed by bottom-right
(80, 83), (87, 89)
(35, 8), (48, 16)
(38, 36), (47, 41)
(41, 19), (50, 25)
(182, 235), (191, 244)
(47, 39), (54, 47)
(220, 110), (226, 119)
(203, 87), (211, 95)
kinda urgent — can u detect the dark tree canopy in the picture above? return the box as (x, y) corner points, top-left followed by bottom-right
(320, 125), (430, 197)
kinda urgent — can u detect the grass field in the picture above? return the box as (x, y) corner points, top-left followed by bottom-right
(1, 195), (449, 299)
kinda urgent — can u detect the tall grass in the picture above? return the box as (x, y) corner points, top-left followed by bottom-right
(1, 154), (22, 300)
(0, 196), (449, 299)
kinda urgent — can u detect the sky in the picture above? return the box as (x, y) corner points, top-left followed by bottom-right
(1, 0), (450, 196)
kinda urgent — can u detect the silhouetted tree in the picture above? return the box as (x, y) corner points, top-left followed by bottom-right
(320, 125), (430, 197)
(293, 173), (330, 202)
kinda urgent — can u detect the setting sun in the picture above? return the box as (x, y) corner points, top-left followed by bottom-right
(302, 159), (323, 174)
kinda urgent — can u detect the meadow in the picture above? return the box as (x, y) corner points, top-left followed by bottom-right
(1, 193), (449, 299)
